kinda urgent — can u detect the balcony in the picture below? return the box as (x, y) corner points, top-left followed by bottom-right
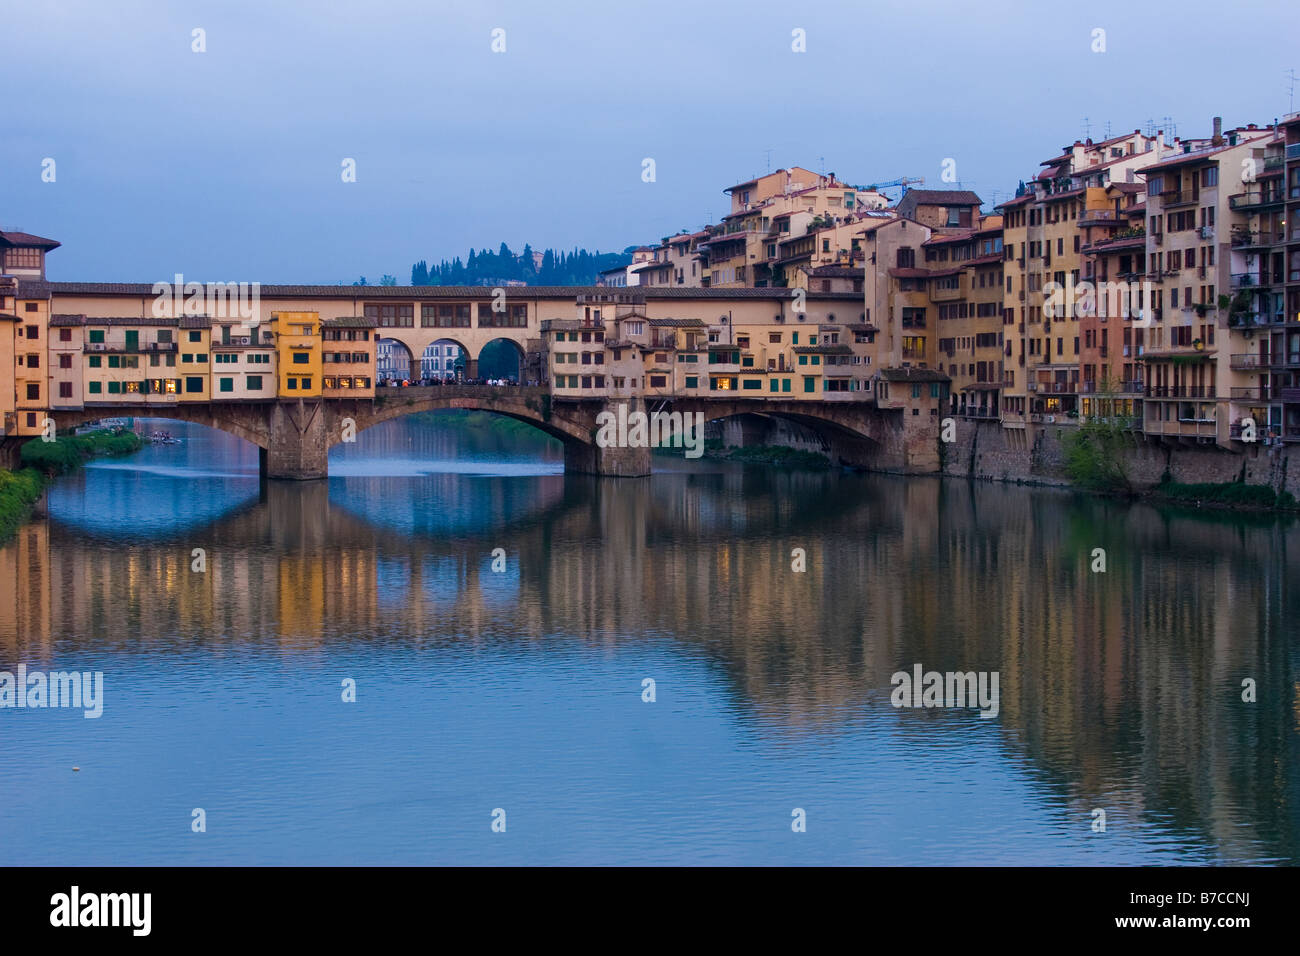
(1230, 353), (1265, 369)
(1146, 385), (1216, 399)
(1230, 190), (1285, 211)
(83, 341), (178, 353)
(1230, 385), (1279, 401)
(1160, 187), (1199, 208)
(1231, 230), (1287, 249)
(1230, 273), (1270, 290)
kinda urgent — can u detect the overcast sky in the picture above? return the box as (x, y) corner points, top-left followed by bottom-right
(4, 0), (1298, 283)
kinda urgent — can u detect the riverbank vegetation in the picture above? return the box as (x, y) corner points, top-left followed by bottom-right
(1061, 418), (1134, 494)
(1151, 478), (1297, 511)
(20, 430), (144, 474)
(0, 468), (48, 540)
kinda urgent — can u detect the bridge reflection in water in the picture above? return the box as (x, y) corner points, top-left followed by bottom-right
(0, 416), (1297, 864)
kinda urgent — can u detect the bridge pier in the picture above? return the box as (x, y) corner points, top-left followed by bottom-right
(563, 440), (652, 477)
(264, 401), (330, 480)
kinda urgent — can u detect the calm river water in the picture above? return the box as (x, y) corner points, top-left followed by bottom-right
(1, 414), (1296, 864)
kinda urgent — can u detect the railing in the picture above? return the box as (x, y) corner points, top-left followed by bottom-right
(1230, 353), (1265, 369)
(1146, 385), (1216, 398)
(1160, 188), (1198, 205)
(1229, 386), (1278, 401)
(1230, 190), (1284, 209)
(1231, 230), (1286, 248)
(83, 342), (178, 353)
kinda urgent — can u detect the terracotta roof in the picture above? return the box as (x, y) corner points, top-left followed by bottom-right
(323, 315), (378, 328)
(49, 313), (85, 326)
(899, 189), (982, 206)
(32, 281), (859, 301)
(807, 266), (864, 277)
(83, 315), (179, 326)
(0, 230), (60, 250)
(1138, 134), (1271, 175)
(647, 317), (705, 327)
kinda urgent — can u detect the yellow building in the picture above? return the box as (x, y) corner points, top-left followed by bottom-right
(272, 312), (322, 398)
(322, 315), (377, 399)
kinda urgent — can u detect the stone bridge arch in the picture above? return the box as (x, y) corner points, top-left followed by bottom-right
(656, 397), (915, 471)
(48, 403), (273, 450)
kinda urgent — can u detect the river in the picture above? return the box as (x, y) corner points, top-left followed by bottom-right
(0, 414), (1296, 864)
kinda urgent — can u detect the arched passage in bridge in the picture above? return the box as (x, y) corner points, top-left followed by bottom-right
(477, 338), (524, 382)
(419, 338), (467, 381)
(376, 338), (415, 383)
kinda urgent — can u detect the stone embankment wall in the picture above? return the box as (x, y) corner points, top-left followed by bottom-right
(940, 419), (1296, 495)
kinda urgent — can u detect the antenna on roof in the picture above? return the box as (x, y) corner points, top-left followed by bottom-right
(764, 148), (774, 174)
(1288, 68), (1297, 114)
(1161, 116), (1177, 141)
(1082, 116), (1091, 141)
(1103, 120), (1112, 141)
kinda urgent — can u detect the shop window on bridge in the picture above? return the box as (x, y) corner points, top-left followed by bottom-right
(218, 377), (234, 393)
(89, 330), (105, 344)
(649, 375), (667, 388)
(188, 331), (202, 342)
(287, 378), (298, 390)
(803, 377), (816, 393)
(185, 377), (203, 393)
(742, 379), (762, 390)
(685, 376), (698, 389)
(323, 377), (336, 389)
(88, 381), (102, 394)
(247, 376), (263, 390)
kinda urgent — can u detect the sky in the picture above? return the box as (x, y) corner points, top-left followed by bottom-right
(3, 0), (1299, 284)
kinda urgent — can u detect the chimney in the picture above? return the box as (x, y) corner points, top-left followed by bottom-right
(1212, 116), (1223, 146)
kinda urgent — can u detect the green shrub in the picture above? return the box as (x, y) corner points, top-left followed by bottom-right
(1062, 420), (1132, 493)
(20, 431), (143, 474)
(0, 468), (48, 540)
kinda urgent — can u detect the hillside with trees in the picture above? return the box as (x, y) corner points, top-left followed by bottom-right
(409, 243), (632, 287)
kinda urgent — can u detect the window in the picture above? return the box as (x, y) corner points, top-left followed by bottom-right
(649, 375), (667, 387)
(300, 377), (312, 390)
(58, 382), (73, 398)
(684, 376), (698, 389)
(287, 377), (298, 390)
(293, 352), (310, 364)
(88, 381), (102, 394)
(185, 377), (204, 393)
(803, 376), (816, 393)
(89, 330), (105, 344)
(189, 331), (202, 342)
(219, 377), (234, 393)
(59, 354), (72, 369)
(59, 328), (71, 342)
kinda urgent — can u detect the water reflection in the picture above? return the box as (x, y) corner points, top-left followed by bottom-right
(0, 416), (1296, 864)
